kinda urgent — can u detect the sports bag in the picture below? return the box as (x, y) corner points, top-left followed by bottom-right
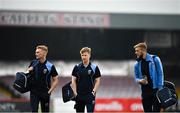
(156, 81), (178, 109)
(62, 81), (75, 103)
(13, 72), (32, 93)
(13, 60), (39, 93)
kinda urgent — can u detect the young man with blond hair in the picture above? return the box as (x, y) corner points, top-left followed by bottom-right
(27, 45), (59, 112)
(71, 47), (101, 113)
(133, 42), (164, 112)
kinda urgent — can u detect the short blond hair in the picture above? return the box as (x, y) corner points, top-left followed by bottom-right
(36, 45), (48, 53)
(80, 47), (91, 54)
(134, 42), (147, 50)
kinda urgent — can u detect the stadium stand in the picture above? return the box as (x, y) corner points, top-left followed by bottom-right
(0, 75), (140, 99)
(51, 76), (141, 99)
(0, 76), (21, 98)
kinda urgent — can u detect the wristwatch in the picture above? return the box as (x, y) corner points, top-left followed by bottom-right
(92, 90), (96, 95)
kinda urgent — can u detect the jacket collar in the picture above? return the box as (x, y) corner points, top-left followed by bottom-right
(80, 62), (91, 67)
(136, 53), (153, 62)
(145, 53), (153, 62)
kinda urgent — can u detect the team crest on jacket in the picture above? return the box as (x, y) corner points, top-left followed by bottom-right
(88, 70), (92, 75)
(43, 69), (48, 74)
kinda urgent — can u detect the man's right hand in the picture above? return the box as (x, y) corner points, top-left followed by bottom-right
(139, 79), (148, 85)
(74, 92), (78, 97)
(74, 93), (79, 101)
(25, 66), (33, 73)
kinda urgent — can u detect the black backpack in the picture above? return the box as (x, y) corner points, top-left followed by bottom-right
(62, 81), (75, 103)
(156, 81), (178, 109)
(13, 72), (32, 93)
(13, 60), (39, 93)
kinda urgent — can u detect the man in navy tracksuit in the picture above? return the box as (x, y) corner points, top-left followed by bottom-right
(134, 42), (164, 112)
(71, 47), (101, 113)
(27, 45), (59, 112)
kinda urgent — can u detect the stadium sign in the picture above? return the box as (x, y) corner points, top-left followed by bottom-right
(0, 99), (31, 112)
(0, 11), (110, 28)
(0, 12), (56, 25)
(95, 98), (143, 112)
(62, 13), (109, 27)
